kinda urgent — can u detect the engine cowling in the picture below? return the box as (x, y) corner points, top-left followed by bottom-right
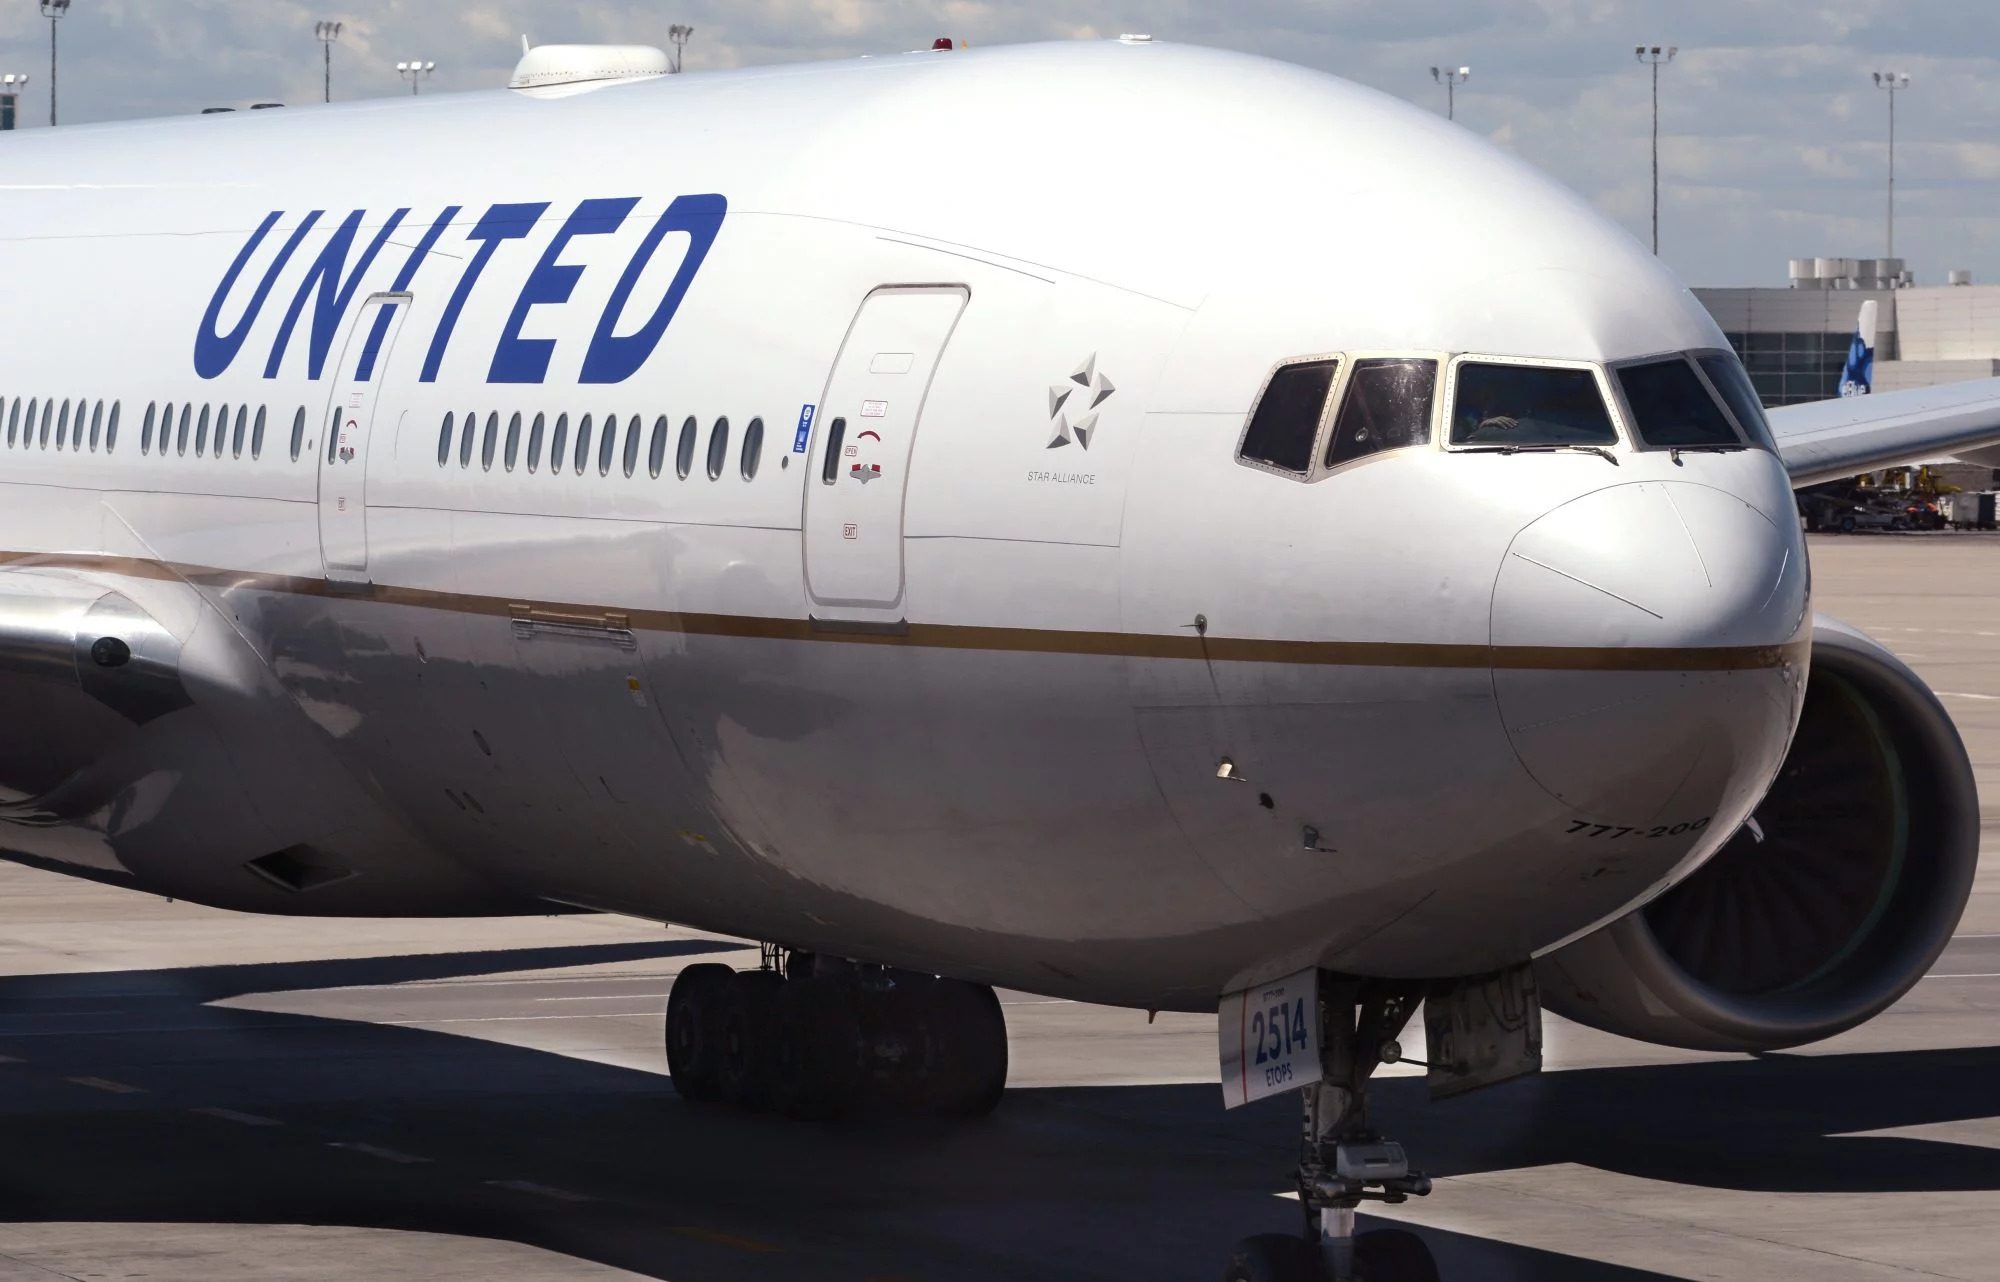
(1535, 614), (1979, 1052)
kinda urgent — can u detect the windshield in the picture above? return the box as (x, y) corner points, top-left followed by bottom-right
(1327, 358), (1436, 467)
(1695, 352), (1780, 452)
(1618, 357), (1743, 448)
(1449, 362), (1618, 447)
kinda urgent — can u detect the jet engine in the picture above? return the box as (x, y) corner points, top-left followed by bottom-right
(1535, 615), (1979, 1052)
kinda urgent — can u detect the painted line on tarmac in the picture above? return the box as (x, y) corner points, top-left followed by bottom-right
(1938, 691), (2000, 701)
(66, 1075), (145, 1094)
(0, 1054), (24, 1064)
(379, 1012), (659, 1025)
(534, 993), (669, 1002)
(329, 1141), (431, 1165)
(190, 1106), (283, 1127)
(486, 1179), (594, 1203)
(670, 1226), (784, 1254)
(1927, 972), (2000, 980)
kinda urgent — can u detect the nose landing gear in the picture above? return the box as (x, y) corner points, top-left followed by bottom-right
(1225, 983), (1440, 1282)
(665, 952), (1009, 1119)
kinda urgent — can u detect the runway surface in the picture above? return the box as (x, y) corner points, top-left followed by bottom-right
(2, 532), (1997, 1281)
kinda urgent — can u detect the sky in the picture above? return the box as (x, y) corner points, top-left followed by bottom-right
(0, 1), (1995, 287)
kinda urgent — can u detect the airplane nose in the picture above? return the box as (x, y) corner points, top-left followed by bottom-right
(1490, 481), (1808, 818)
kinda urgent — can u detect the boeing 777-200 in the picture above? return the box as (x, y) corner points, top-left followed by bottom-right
(1, 38), (1995, 1282)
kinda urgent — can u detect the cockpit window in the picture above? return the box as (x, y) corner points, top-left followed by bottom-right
(1240, 359), (1337, 474)
(1695, 353), (1779, 453)
(1449, 363), (1617, 447)
(1618, 358), (1742, 449)
(1327, 358), (1436, 468)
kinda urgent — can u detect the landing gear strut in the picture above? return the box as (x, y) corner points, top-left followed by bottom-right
(665, 952), (1009, 1119)
(1225, 982), (1440, 1282)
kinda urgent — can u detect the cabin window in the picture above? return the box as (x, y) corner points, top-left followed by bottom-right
(648, 414), (668, 479)
(141, 404), (155, 454)
(706, 417), (730, 481)
(39, 398), (53, 449)
(56, 399), (71, 451)
(1618, 358), (1741, 449)
(106, 403), (120, 454)
(549, 414), (569, 474)
(89, 400), (104, 452)
(232, 405), (247, 458)
(1695, 353), (1779, 452)
(213, 404), (229, 459)
(741, 417), (764, 480)
(598, 412), (618, 476)
(504, 412), (523, 472)
(1241, 360), (1337, 474)
(1449, 362), (1617, 447)
(1327, 359), (1437, 468)
(458, 409), (476, 467)
(196, 405), (211, 457)
(5, 398), (17, 448)
(527, 413), (546, 473)
(622, 414), (642, 478)
(573, 414), (594, 475)
(23, 399), (38, 450)
(437, 412), (455, 466)
(676, 415), (697, 479)
(252, 406), (267, 460)
(176, 404), (192, 456)
(290, 407), (307, 461)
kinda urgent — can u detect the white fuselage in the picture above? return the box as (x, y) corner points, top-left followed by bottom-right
(0, 41), (1808, 1011)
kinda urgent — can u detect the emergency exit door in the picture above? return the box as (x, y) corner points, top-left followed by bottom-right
(317, 292), (412, 583)
(804, 286), (968, 611)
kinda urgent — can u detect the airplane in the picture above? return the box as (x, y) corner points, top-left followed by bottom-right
(2, 36), (1997, 1282)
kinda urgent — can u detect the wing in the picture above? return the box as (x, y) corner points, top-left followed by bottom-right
(1770, 377), (2000, 488)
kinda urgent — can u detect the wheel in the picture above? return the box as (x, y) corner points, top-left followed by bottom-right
(714, 970), (785, 1110)
(1840, 516), (1857, 533)
(925, 979), (1009, 1118)
(1222, 1233), (1321, 1282)
(1354, 1229), (1439, 1282)
(770, 975), (863, 1120)
(665, 963), (734, 1103)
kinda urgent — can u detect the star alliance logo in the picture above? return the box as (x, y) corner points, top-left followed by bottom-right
(1047, 353), (1116, 450)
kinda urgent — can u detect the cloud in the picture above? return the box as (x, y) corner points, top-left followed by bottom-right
(0, 0), (1995, 285)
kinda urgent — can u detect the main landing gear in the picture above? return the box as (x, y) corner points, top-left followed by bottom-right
(1225, 983), (1440, 1282)
(665, 951), (1009, 1119)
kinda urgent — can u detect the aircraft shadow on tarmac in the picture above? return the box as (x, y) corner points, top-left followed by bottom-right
(2, 942), (1995, 1282)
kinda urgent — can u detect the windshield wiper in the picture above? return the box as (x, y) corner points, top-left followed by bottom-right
(1459, 443), (1619, 466)
(1668, 444), (1747, 464)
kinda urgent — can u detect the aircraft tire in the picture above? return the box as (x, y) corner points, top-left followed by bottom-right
(715, 969), (785, 1111)
(665, 962), (734, 1104)
(926, 979), (1009, 1118)
(1354, 1229), (1439, 1281)
(1221, 1233), (1321, 1281)
(770, 975), (863, 1120)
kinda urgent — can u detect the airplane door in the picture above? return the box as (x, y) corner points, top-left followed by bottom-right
(803, 286), (968, 612)
(317, 292), (412, 584)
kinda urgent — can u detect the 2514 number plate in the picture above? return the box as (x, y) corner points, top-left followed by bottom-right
(1218, 967), (1320, 1110)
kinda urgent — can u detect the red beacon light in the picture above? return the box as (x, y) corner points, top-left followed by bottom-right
(932, 37), (955, 50)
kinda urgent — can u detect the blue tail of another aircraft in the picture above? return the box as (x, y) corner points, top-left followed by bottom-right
(1839, 298), (1878, 397)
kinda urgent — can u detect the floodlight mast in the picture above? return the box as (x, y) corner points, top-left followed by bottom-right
(1873, 71), (1911, 259)
(1635, 44), (1677, 255)
(40, 0), (69, 127)
(668, 25), (693, 74)
(316, 21), (342, 104)
(397, 60), (436, 96)
(0, 73), (28, 133)
(1429, 65), (1469, 121)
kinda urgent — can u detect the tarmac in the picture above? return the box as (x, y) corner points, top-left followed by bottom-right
(1, 532), (1996, 1282)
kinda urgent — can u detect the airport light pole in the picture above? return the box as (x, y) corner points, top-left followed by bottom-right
(1, 74), (27, 132)
(1429, 66), (1469, 121)
(1874, 71), (1911, 259)
(668, 24), (693, 74)
(396, 60), (436, 95)
(316, 21), (342, 104)
(40, 0), (69, 127)
(1635, 44), (1677, 255)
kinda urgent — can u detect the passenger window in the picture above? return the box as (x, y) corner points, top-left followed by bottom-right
(707, 416), (729, 480)
(89, 400), (104, 452)
(622, 413), (641, 478)
(141, 403), (155, 454)
(232, 405), (247, 458)
(437, 412), (455, 466)
(574, 414), (594, 474)
(1241, 360), (1337, 474)
(177, 404), (191, 456)
(676, 415), (697, 479)
(23, 399), (37, 449)
(196, 405), (210, 457)
(39, 398), (53, 449)
(252, 406), (267, 460)
(504, 412), (523, 472)
(648, 414), (668, 478)
(1450, 363), (1617, 446)
(741, 417), (764, 480)
(1617, 358), (1741, 449)
(820, 417), (847, 484)
(549, 414), (569, 474)
(481, 411), (499, 471)
(106, 403), (119, 454)
(458, 409), (476, 467)
(1327, 359), (1437, 467)
(213, 404), (229, 459)
(1696, 353), (1778, 453)
(56, 399), (70, 451)
(5, 398), (17, 448)
(527, 413), (546, 473)
(290, 407), (306, 461)
(598, 412), (618, 476)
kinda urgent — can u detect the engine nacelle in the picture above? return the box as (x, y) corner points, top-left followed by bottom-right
(1535, 614), (1978, 1052)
